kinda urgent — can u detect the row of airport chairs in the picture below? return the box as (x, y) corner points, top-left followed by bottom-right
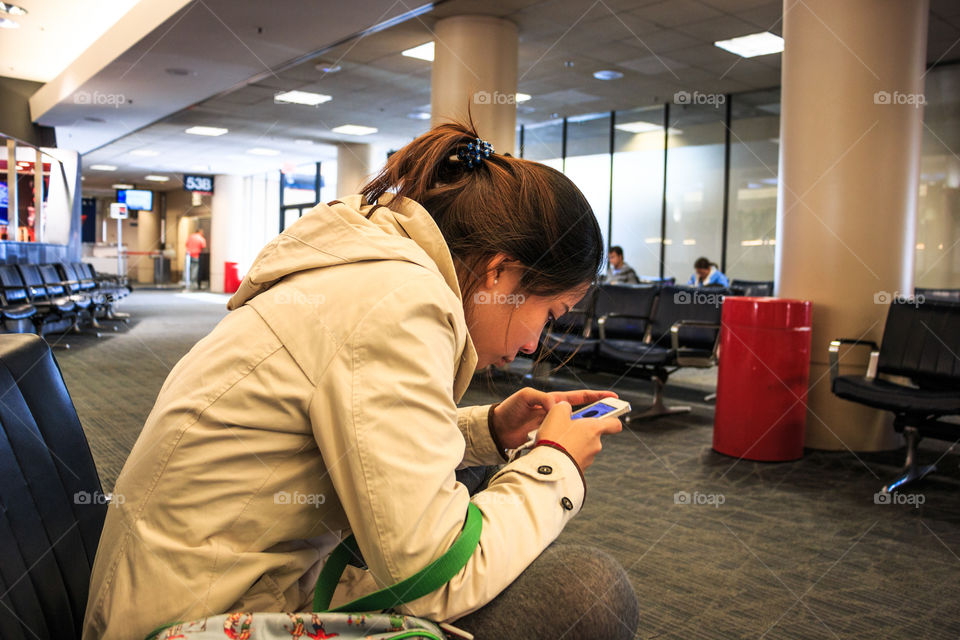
(534, 283), (728, 420)
(0, 263), (131, 341)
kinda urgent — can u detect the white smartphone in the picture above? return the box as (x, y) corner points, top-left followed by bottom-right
(570, 398), (631, 420)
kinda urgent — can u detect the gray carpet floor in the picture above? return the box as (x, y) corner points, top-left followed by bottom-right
(56, 291), (960, 639)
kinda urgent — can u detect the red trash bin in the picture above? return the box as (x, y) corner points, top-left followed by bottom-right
(713, 296), (813, 461)
(224, 261), (241, 294)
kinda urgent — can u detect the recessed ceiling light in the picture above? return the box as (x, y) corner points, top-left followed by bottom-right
(247, 147), (281, 156)
(129, 149), (160, 157)
(332, 124), (378, 136)
(714, 31), (784, 58)
(593, 70), (624, 80)
(0, 2), (27, 16)
(516, 93), (532, 103)
(144, 175), (169, 182)
(0, 17), (18, 28)
(274, 90), (332, 106)
(402, 42), (434, 62)
(112, 183), (134, 189)
(90, 164), (117, 171)
(315, 62), (342, 74)
(294, 138), (315, 145)
(185, 126), (228, 137)
(407, 111), (431, 120)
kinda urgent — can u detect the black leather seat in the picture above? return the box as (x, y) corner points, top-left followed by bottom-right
(15, 264), (77, 337)
(729, 279), (774, 297)
(598, 285), (725, 420)
(40, 264), (92, 312)
(830, 298), (960, 492)
(0, 267), (38, 332)
(538, 285), (599, 367)
(0, 334), (107, 639)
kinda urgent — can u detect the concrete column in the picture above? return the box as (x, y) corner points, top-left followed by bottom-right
(135, 206), (161, 284)
(431, 15), (518, 156)
(336, 143), (372, 198)
(776, 0), (928, 450)
(210, 174), (244, 293)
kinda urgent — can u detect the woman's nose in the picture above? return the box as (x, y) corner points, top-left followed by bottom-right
(519, 340), (538, 355)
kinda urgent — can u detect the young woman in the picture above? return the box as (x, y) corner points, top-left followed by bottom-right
(687, 256), (729, 287)
(83, 122), (639, 640)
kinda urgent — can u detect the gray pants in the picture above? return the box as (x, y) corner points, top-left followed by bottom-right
(453, 468), (639, 639)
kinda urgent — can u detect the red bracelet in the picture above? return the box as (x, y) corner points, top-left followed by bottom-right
(533, 438), (567, 452)
(533, 439), (587, 499)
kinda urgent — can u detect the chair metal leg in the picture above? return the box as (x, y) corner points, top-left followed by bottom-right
(882, 426), (936, 493)
(626, 377), (691, 422)
(704, 392), (717, 402)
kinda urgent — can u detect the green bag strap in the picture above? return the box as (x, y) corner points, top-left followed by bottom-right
(313, 502), (482, 613)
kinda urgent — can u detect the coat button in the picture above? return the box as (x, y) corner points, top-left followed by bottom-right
(537, 465), (553, 475)
(561, 497), (574, 511)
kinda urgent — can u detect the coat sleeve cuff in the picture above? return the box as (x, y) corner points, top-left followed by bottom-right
(492, 445), (586, 515)
(456, 404), (508, 467)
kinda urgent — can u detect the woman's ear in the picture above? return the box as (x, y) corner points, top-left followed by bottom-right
(483, 253), (512, 288)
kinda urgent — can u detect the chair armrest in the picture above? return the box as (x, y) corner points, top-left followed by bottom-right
(597, 312), (651, 341)
(670, 320), (722, 365)
(828, 339), (880, 384)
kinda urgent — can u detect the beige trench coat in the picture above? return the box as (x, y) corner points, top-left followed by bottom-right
(82, 195), (586, 640)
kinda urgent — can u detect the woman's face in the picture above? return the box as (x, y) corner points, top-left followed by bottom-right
(465, 257), (589, 369)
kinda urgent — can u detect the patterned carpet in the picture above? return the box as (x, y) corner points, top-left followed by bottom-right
(56, 291), (960, 639)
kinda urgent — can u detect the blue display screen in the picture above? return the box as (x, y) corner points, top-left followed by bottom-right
(571, 402), (618, 420)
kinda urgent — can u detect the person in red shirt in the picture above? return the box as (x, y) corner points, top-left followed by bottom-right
(184, 228), (206, 289)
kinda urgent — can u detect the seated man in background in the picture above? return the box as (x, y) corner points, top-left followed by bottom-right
(604, 245), (640, 284)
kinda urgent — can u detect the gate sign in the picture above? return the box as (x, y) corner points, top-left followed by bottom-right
(184, 174), (214, 194)
(109, 202), (129, 219)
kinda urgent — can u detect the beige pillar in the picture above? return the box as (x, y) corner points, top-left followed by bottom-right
(431, 15), (518, 156)
(336, 143), (372, 198)
(135, 206), (161, 284)
(776, 0), (928, 450)
(210, 175), (244, 293)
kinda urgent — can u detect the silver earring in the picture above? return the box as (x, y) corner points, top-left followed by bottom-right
(494, 278), (499, 284)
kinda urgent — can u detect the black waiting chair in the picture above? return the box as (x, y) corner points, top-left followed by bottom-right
(915, 287), (960, 303)
(9, 265), (77, 339)
(0, 267), (37, 334)
(730, 279), (774, 297)
(0, 334), (107, 639)
(830, 298), (960, 492)
(537, 285), (599, 371)
(597, 285), (726, 420)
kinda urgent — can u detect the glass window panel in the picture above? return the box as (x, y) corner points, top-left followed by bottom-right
(564, 113), (611, 250)
(726, 90), (780, 282)
(664, 102), (726, 284)
(282, 162), (319, 206)
(611, 106), (666, 279)
(916, 64), (960, 289)
(522, 119), (563, 171)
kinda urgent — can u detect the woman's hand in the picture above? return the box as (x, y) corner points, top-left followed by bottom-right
(491, 387), (619, 450)
(536, 401), (623, 470)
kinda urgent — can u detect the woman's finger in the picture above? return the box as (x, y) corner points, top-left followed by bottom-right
(549, 389), (618, 406)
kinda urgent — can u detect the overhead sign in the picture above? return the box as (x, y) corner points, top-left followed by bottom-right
(184, 174), (214, 194)
(109, 202), (129, 219)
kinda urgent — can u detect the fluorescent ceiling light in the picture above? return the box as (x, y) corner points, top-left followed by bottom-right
(144, 175), (169, 182)
(407, 111), (431, 120)
(402, 42), (434, 61)
(0, 17), (18, 28)
(516, 93), (532, 103)
(185, 126), (228, 137)
(714, 32), (784, 58)
(332, 124), (378, 136)
(593, 70), (623, 80)
(112, 183), (134, 189)
(247, 147), (281, 156)
(90, 164), (117, 171)
(129, 149), (160, 157)
(615, 121), (682, 135)
(0, 2), (27, 16)
(274, 90), (332, 106)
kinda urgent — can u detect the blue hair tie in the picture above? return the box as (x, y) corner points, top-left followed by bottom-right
(456, 137), (494, 169)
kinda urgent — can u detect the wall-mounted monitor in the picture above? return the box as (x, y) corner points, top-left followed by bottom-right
(0, 181), (8, 225)
(117, 188), (153, 211)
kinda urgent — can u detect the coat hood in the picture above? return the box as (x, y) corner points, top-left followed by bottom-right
(227, 193), (464, 310)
